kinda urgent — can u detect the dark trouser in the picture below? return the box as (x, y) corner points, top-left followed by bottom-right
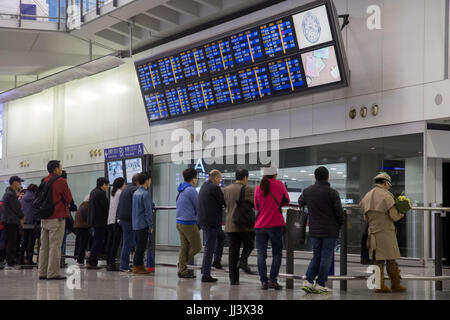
(5, 223), (18, 266)
(0, 229), (6, 263)
(227, 231), (255, 282)
(201, 226), (219, 276)
(88, 227), (107, 266)
(20, 228), (36, 264)
(255, 227), (284, 284)
(213, 229), (226, 263)
(306, 237), (336, 287)
(146, 231), (155, 268)
(133, 228), (148, 267)
(74, 228), (89, 264)
(106, 223), (122, 266)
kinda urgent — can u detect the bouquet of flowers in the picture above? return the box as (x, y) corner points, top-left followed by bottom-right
(395, 195), (412, 214)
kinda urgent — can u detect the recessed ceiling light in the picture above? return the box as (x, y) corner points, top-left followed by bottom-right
(300, 170), (307, 173)
(370, 147), (376, 150)
(309, 174), (314, 176)
(283, 175), (289, 178)
(291, 178), (296, 181)
(330, 168), (337, 170)
(337, 172), (343, 174)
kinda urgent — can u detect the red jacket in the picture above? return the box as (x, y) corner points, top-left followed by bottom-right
(44, 173), (73, 219)
(254, 179), (290, 229)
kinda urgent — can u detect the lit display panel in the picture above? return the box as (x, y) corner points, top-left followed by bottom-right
(144, 92), (169, 121)
(204, 39), (234, 74)
(187, 80), (215, 112)
(238, 64), (272, 101)
(180, 47), (208, 80)
(268, 55), (305, 93)
(158, 56), (183, 86)
(231, 28), (264, 67)
(135, 1), (349, 124)
(165, 86), (191, 116)
(259, 17), (297, 58)
(212, 73), (242, 105)
(136, 61), (161, 91)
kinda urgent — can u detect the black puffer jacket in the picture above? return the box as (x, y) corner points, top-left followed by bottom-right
(298, 181), (343, 239)
(87, 187), (109, 228)
(197, 180), (225, 229)
(0, 187), (24, 225)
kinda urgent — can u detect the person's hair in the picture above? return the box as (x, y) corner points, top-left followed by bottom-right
(137, 172), (150, 185)
(314, 166), (329, 181)
(61, 170), (67, 179)
(47, 160), (61, 174)
(236, 169), (249, 181)
(183, 168), (198, 182)
(375, 178), (388, 185)
(260, 175), (276, 196)
(132, 173), (140, 184)
(209, 169), (221, 181)
(97, 177), (110, 188)
(111, 177), (125, 197)
(27, 184), (38, 193)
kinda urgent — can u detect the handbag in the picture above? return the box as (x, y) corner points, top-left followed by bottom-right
(232, 185), (255, 229)
(287, 207), (308, 246)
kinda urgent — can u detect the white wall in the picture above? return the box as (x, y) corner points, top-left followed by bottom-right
(0, 0), (448, 176)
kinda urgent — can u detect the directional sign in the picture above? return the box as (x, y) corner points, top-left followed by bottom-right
(104, 143), (145, 160)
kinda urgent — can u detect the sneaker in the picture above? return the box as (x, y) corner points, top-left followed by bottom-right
(314, 283), (333, 294)
(47, 275), (67, 280)
(201, 275), (218, 283)
(268, 280), (283, 290)
(212, 261), (223, 269)
(146, 267), (155, 273)
(120, 268), (132, 273)
(261, 281), (269, 290)
(4, 264), (15, 270)
(301, 280), (316, 293)
(132, 265), (150, 275)
(179, 270), (196, 279)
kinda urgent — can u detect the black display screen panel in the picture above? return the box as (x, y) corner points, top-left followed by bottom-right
(135, 0), (349, 124)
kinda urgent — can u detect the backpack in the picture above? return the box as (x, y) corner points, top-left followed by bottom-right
(32, 176), (60, 220)
(232, 185), (255, 229)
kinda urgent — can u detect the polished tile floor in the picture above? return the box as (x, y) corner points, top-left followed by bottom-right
(1, 250), (450, 300)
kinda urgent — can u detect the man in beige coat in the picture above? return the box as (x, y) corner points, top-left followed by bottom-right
(359, 173), (406, 293)
(224, 169), (255, 285)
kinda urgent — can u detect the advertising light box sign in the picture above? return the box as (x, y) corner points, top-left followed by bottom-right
(135, 0), (349, 124)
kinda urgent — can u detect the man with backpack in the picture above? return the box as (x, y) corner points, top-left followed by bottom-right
(38, 160), (73, 280)
(224, 169), (255, 285)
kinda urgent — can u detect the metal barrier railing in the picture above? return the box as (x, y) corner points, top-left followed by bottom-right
(154, 204), (450, 291)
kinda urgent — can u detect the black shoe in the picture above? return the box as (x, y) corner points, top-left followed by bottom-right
(47, 275), (66, 280)
(212, 261), (223, 269)
(39, 276), (47, 280)
(261, 281), (269, 290)
(179, 270), (196, 279)
(268, 280), (282, 290)
(230, 280), (240, 285)
(202, 275), (218, 283)
(107, 265), (120, 272)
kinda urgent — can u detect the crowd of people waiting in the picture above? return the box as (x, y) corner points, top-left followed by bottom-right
(0, 159), (407, 294)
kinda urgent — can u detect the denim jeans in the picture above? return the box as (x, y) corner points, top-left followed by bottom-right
(146, 231), (155, 268)
(255, 227), (283, 284)
(119, 220), (136, 270)
(306, 237), (336, 287)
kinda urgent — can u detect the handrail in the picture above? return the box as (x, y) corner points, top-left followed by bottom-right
(153, 204), (448, 291)
(154, 204), (450, 212)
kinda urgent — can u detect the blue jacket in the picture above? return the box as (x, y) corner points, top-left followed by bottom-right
(21, 190), (37, 225)
(176, 182), (198, 225)
(132, 186), (153, 231)
(117, 184), (138, 223)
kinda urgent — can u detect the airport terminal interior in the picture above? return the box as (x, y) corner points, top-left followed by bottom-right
(1, 0), (450, 301)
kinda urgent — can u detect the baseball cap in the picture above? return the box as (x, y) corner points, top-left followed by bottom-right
(261, 167), (278, 176)
(9, 176), (24, 185)
(373, 172), (391, 183)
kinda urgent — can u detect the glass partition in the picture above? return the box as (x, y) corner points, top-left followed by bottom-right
(152, 133), (424, 258)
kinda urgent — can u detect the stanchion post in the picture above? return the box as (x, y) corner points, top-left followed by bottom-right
(435, 211), (443, 291)
(286, 209), (294, 289)
(340, 209), (348, 291)
(152, 209), (156, 262)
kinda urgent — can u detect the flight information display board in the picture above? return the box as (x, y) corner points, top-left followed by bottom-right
(135, 0), (349, 124)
